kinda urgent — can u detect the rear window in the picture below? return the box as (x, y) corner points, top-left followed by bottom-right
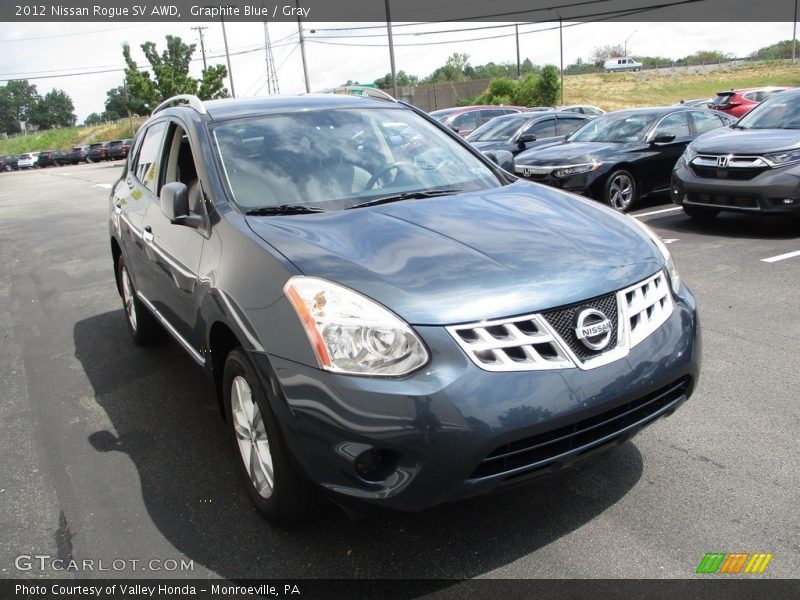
(711, 93), (735, 106)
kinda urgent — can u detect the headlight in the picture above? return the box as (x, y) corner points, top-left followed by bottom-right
(681, 145), (698, 166)
(284, 277), (429, 376)
(764, 148), (800, 167)
(552, 161), (601, 178)
(629, 218), (680, 292)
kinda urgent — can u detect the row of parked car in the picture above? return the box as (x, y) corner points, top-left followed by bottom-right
(1, 139), (133, 171)
(432, 85), (796, 217)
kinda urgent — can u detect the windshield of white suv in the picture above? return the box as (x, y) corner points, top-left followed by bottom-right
(736, 91), (800, 129)
(568, 112), (659, 143)
(212, 107), (500, 211)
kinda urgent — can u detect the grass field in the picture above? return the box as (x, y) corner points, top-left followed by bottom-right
(562, 60), (800, 111)
(0, 118), (144, 155)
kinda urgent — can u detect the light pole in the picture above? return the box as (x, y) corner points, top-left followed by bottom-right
(624, 30), (637, 56)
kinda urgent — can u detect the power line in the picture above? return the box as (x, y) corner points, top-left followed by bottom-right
(0, 23), (151, 43)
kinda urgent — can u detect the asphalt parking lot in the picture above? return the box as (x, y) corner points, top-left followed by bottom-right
(1, 162), (798, 581)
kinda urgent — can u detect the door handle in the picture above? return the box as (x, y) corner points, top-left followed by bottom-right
(143, 225), (154, 244)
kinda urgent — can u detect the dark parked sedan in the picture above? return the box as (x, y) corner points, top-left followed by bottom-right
(466, 111), (591, 156)
(110, 93), (699, 524)
(0, 154), (18, 171)
(69, 146), (89, 164)
(88, 142), (111, 162)
(36, 150), (68, 167)
(672, 88), (800, 218)
(108, 139), (133, 160)
(514, 106), (732, 212)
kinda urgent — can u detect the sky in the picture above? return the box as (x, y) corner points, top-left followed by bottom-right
(0, 20), (791, 122)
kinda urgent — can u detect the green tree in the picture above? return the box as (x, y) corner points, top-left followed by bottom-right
(84, 112), (105, 126)
(533, 65), (560, 106)
(513, 73), (539, 106)
(0, 80), (40, 132)
(122, 35), (229, 112)
(28, 89), (76, 129)
(104, 86), (148, 120)
(751, 39), (795, 60)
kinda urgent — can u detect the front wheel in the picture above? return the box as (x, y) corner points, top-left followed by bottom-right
(223, 348), (323, 525)
(683, 204), (720, 220)
(117, 256), (163, 344)
(604, 169), (638, 213)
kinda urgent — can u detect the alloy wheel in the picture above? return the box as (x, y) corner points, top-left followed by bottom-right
(230, 375), (275, 499)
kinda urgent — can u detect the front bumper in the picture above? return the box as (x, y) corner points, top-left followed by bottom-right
(253, 284), (700, 513)
(514, 166), (604, 197)
(672, 161), (800, 213)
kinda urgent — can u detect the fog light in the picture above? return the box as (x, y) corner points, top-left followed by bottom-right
(354, 448), (399, 482)
(782, 198), (797, 205)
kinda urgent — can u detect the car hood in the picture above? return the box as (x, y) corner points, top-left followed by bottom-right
(691, 127), (800, 154)
(246, 182), (662, 325)
(515, 141), (627, 165)
(470, 140), (513, 151)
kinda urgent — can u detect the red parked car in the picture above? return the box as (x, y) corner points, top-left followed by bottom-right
(708, 87), (792, 118)
(430, 105), (527, 137)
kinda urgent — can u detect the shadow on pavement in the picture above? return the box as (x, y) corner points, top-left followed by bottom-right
(74, 309), (644, 581)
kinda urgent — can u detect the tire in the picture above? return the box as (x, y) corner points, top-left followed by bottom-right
(117, 256), (163, 344)
(683, 204), (720, 220)
(604, 169), (638, 213)
(223, 348), (322, 525)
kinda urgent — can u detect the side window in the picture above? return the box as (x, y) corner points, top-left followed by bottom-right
(132, 121), (167, 193)
(557, 117), (588, 136)
(479, 109), (506, 125)
(161, 123), (202, 212)
(742, 92), (760, 102)
(523, 118), (556, 138)
(690, 111), (724, 135)
(653, 112), (690, 139)
(451, 111), (477, 132)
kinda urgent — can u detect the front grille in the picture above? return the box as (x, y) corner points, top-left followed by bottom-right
(447, 271), (673, 372)
(469, 376), (691, 480)
(620, 271), (673, 349)
(542, 293), (618, 360)
(690, 165), (766, 181)
(448, 315), (573, 371)
(687, 193), (759, 210)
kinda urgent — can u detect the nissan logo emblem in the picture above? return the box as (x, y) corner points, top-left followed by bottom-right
(574, 308), (613, 351)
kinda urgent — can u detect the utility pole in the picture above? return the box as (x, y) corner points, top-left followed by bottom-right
(515, 24), (521, 79)
(297, 0), (310, 92)
(385, 0), (397, 98)
(794, 0), (798, 63)
(220, 16), (236, 97)
(123, 79), (134, 137)
(263, 21), (280, 94)
(192, 26), (208, 71)
(559, 17), (564, 106)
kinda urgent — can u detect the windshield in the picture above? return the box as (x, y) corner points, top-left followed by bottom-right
(736, 91), (800, 129)
(466, 116), (526, 142)
(212, 106), (500, 212)
(569, 112), (659, 143)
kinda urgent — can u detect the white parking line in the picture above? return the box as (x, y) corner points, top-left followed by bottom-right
(761, 250), (800, 263)
(90, 183), (112, 189)
(662, 239), (680, 244)
(633, 207), (683, 218)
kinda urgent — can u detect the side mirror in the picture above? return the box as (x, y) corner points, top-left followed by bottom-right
(482, 150), (515, 172)
(450, 125), (460, 133)
(651, 133), (676, 145)
(161, 182), (203, 227)
(517, 133), (537, 145)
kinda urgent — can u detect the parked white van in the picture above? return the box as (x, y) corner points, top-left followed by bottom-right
(604, 57), (642, 72)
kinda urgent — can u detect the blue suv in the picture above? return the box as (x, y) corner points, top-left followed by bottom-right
(110, 91), (700, 524)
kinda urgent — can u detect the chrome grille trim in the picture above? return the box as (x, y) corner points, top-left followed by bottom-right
(447, 315), (574, 371)
(620, 271), (673, 349)
(447, 271), (674, 372)
(691, 154), (770, 169)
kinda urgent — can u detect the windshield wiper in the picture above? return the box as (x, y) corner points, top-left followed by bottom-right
(346, 189), (462, 210)
(245, 205), (325, 216)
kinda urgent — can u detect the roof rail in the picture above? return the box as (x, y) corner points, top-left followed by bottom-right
(316, 86), (397, 103)
(151, 94), (208, 116)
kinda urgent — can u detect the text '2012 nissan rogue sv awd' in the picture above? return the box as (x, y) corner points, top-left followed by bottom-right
(110, 91), (701, 524)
